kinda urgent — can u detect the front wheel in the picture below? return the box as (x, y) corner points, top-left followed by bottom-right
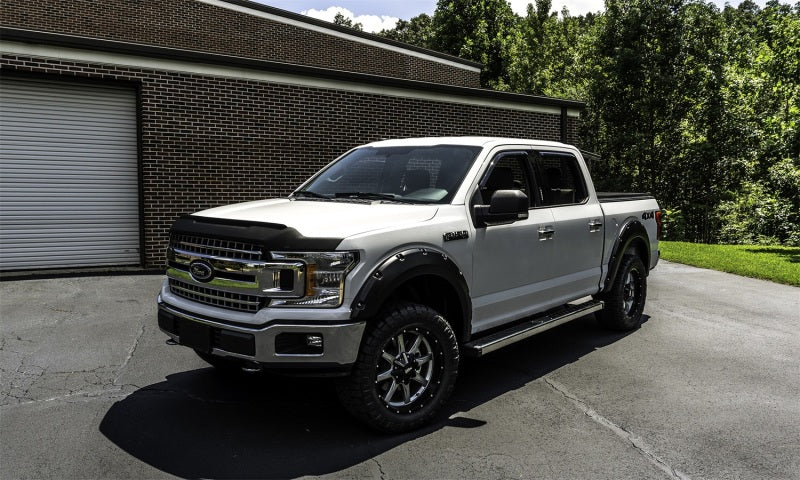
(595, 254), (647, 331)
(337, 303), (460, 433)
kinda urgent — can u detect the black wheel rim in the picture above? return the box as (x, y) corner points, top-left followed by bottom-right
(374, 326), (443, 414)
(622, 266), (643, 316)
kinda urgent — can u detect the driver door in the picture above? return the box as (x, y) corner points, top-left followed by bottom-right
(470, 150), (556, 334)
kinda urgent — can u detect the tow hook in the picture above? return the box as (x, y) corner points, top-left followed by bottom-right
(241, 361), (263, 373)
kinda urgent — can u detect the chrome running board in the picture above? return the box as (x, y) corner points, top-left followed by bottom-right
(463, 300), (604, 357)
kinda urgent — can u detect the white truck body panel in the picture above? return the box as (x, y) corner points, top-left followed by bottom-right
(158, 136), (660, 365)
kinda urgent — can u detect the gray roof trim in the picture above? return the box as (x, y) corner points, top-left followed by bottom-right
(0, 28), (586, 110)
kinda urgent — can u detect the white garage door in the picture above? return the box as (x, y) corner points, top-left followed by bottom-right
(0, 78), (140, 270)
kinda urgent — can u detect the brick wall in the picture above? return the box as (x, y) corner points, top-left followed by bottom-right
(0, 0), (480, 88)
(0, 56), (574, 268)
(566, 116), (581, 149)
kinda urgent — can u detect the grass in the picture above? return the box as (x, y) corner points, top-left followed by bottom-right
(659, 241), (800, 287)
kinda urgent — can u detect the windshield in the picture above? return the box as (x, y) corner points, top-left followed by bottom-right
(296, 145), (483, 204)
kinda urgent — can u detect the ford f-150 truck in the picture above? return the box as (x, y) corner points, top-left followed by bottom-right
(157, 137), (661, 432)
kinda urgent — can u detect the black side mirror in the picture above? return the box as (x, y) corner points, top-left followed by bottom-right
(474, 190), (529, 227)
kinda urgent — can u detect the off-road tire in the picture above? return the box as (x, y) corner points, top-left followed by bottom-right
(596, 254), (647, 331)
(337, 302), (460, 433)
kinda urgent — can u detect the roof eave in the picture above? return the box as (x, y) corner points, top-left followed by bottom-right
(0, 27), (586, 111)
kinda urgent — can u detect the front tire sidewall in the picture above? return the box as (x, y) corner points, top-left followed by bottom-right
(339, 303), (459, 433)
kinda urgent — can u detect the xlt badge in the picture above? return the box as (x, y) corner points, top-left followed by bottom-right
(443, 230), (469, 242)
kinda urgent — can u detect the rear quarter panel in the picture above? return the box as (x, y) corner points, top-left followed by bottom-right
(600, 198), (661, 274)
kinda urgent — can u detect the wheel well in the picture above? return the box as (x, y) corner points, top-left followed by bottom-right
(384, 274), (467, 343)
(624, 237), (650, 272)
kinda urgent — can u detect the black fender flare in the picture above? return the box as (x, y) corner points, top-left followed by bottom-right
(351, 247), (472, 341)
(602, 218), (651, 293)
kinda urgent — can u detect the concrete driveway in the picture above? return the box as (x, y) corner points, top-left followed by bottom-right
(1, 261), (798, 479)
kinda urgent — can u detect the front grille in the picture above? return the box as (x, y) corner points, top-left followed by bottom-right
(170, 234), (262, 261)
(169, 279), (265, 313)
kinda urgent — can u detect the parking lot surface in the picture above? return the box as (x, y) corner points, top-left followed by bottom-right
(1, 261), (799, 479)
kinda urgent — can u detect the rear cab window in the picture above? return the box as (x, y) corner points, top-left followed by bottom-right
(529, 151), (589, 207)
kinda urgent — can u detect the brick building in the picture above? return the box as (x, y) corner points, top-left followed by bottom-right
(0, 0), (585, 271)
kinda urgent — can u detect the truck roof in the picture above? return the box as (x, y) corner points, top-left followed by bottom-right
(363, 137), (573, 149)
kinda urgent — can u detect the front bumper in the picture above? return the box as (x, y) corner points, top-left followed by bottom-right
(157, 297), (365, 370)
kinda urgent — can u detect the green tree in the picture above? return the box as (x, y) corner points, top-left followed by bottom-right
(431, 0), (519, 89)
(713, 1), (800, 245)
(378, 14), (434, 49)
(506, 1), (595, 99)
(333, 12), (363, 31)
(667, 1), (731, 241)
(583, 0), (685, 204)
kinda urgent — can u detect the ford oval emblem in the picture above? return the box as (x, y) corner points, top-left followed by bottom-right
(189, 260), (214, 282)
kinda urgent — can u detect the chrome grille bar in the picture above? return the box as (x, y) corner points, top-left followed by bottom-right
(166, 232), (307, 313)
(169, 279), (264, 312)
(170, 234), (262, 261)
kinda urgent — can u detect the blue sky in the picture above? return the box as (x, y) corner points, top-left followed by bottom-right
(256, 1), (772, 32)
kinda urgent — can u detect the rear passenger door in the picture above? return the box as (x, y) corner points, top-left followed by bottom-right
(529, 151), (604, 299)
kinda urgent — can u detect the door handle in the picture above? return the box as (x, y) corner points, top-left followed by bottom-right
(588, 219), (603, 232)
(538, 226), (555, 241)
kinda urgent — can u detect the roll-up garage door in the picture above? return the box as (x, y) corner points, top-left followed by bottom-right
(0, 78), (140, 270)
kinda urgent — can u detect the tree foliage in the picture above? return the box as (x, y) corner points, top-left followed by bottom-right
(333, 12), (363, 31)
(430, 0), (519, 89)
(378, 14), (434, 48)
(378, 0), (800, 245)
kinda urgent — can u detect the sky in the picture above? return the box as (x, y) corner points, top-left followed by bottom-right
(255, 0), (772, 32)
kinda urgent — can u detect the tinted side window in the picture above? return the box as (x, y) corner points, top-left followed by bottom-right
(531, 152), (589, 206)
(478, 153), (530, 206)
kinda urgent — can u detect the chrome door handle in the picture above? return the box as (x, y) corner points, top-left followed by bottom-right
(538, 226), (555, 241)
(588, 219), (603, 232)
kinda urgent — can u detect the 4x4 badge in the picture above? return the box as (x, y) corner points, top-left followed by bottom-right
(189, 260), (214, 282)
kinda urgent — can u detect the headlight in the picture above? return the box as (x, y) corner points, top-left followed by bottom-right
(268, 251), (358, 307)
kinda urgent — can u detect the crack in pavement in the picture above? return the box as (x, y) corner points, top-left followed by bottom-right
(543, 376), (690, 480)
(1, 384), (139, 409)
(2, 323), (147, 407)
(114, 324), (145, 385)
(2, 360), (121, 406)
(372, 458), (387, 480)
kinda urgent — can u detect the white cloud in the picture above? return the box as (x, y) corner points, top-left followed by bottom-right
(301, 6), (399, 33)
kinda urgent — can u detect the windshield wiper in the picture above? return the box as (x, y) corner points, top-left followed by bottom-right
(333, 192), (401, 201)
(293, 190), (330, 200)
(333, 192), (427, 204)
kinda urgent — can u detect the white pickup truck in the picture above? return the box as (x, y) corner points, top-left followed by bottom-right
(157, 137), (661, 432)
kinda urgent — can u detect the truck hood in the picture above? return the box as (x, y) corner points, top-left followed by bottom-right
(194, 198), (439, 239)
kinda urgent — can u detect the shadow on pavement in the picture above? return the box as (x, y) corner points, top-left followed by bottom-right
(99, 314), (646, 479)
(743, 246), (800, 264)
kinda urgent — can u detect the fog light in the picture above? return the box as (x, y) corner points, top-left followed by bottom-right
(275, 332), (324, 355)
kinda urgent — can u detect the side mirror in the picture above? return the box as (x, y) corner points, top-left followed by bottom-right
(474, 190), (529, 227)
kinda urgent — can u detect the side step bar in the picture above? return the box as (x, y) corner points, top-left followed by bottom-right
(463, 300), (604, 357)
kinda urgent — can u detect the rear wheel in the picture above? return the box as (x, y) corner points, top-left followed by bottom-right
(337, 302), (459, 433)
(596, 254), (647, 331)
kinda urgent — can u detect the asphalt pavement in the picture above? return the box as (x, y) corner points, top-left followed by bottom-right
(1, 261), (798, 479)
